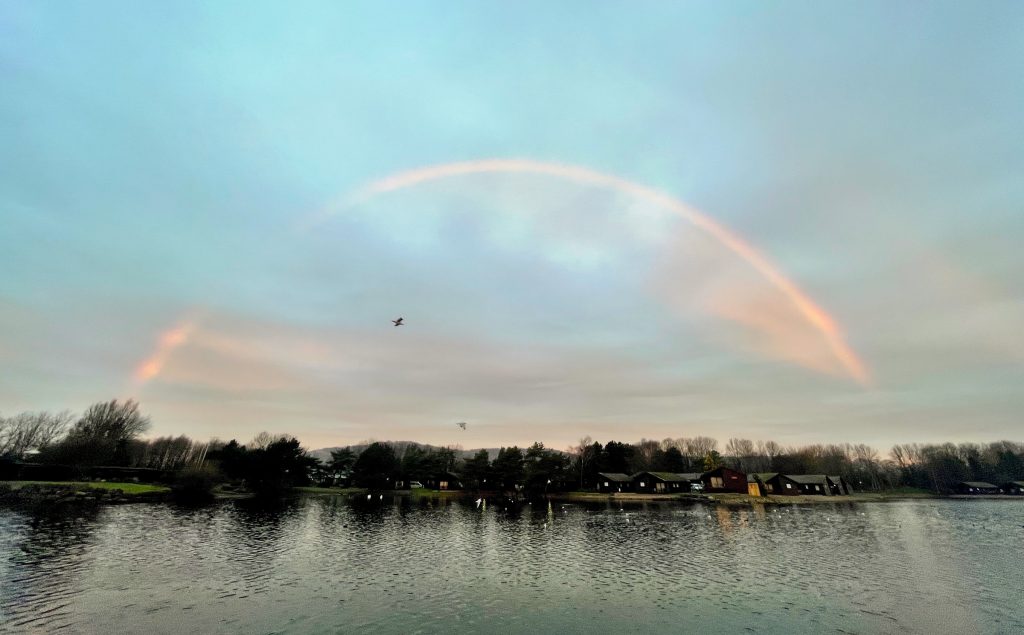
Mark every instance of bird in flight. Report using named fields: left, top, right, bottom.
left=392, top=317, right=404, bottom=326
left=456, top=422, right=467, bottom=431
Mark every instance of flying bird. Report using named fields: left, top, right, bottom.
left=456, top=422, right=466, bottom=431
left=392, top=317, right=404, bottom=326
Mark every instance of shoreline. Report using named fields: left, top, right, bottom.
left=4, top=481, right=1022, bottom=507
left=0, top=481, right=171, bottom=506
left=293, top=487, right=1024, bottom=506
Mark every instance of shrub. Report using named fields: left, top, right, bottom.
left=171, top=465, right=220, bottom=503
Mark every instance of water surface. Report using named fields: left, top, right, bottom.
left=1, top=496, right=1021, bottom=634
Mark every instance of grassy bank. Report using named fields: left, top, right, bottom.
left=547, top=489, right=956, bottom=505
left=549, top=491, right=710, bottom=503
left=294, top=486, right=467, bottom=499
left=294, top=486, right=367, bottom=495
left=5, top=481, right=170, bottom=495
left=1, top=480, right=171, bottom=505
left=407, top=487, right=465, bottom=499
left=711, top=491, right=949, bottom=506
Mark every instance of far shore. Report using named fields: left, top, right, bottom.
left=4, top=481, right=1022, bottom=507
left=293, top=486, right=1024, bottom=505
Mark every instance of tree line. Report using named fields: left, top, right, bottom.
left=0, top=400, right=318, bottom=498
left=331, top=442, right=572, bottom=495
left=566, top=436, right=1023, bottom=493
left=2, top=401, right=1021, bottom=495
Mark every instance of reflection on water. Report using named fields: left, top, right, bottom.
left=1, top=497, right=1021, bottom=634
left=1, top=506, right=103, bottom=632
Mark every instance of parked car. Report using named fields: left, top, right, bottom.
left=689, top=482, right=705, bottom=492
left=409, top=481, right=424, bottom=489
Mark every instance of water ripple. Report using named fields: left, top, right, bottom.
left=1, top=498, right=1022, bottom=634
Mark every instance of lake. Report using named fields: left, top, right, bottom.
left=1, top=496, right=1021, bottom=634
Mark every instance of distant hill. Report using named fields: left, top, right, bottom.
left=308, top=442, right=504, bottom=463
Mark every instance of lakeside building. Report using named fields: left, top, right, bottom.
left=954, top=481, right=1000, bottom=495
left=676, top=473, right=704, bottom=492
left=787, top=474, right=834, bottom=495
left=700, top=467, right=747, bottom=493
left=747, top=473, right=801, bottom=496
left=425, top=472, right=463, bottom=491
left=1000, top=481, right=1024, bottom=495
left=2, top=461, right=169, bottom=483
left=632, top=472, right=692, bottom=494
left=827, top=475, right=853, bottom=495
left=596, top=473, right=633, bottom=493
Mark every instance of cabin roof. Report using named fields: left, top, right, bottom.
left=676, top=473, right=703, bottom=481
left=1005, top=481, right=1024, bottom=487
left=598, top=472, right=632, bottom=482
left=748, top=472, right=780, bottom=482
left=959, top=481, right=998, bottom=488
left=787, top=474, right=830, bottom=485
left=634, top=471, right=689, bottom=482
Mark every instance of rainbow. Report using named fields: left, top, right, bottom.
left=309, top=158, right=868, bottom=384
left=134, top=319, right=196, bottom=383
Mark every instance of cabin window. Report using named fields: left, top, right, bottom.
left=640, top=481, right=646, bottom=487
left=440, top=481, right=449, bottom=490
left=766, top=484, right=775, bottom=493
left=604, top=482, right=609, bottom=487
left=785, top=483, right=792, bottom=489
left=710, top=477, right=724, bottom=488
left=814, top=485, right=820, bottom=491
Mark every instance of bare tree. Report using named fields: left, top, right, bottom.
left=125, top=435, right=199, bottom=469
left=684, top=437, right=717, bottom=464
left=0, top=410, right=73, bottom=458
left=250, top=431, right=287, bottom=450
left=890, top=444, right=908, bottom=468
left=760, top=440, right=781, bottom=468
left=570, top=436, right=599, bottom=489
left=725, top=438, right=756, bottom=471
left=891, top=443, right=924, bottom=468
left=746, top=440, right=781, bottom=472
left=852, top=443, right=882, bottom=490
left=634, top=439, right=662, bottom=471
left=71, top=399, right=150, bottom=442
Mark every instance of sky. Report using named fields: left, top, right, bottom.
left=1, top=1, right=1022, bottom=452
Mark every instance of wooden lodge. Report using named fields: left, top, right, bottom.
left=596, top=473, right=633, bottom=493
left=1001, top=481, right=1024, bottom=495
left=787, top=474, right=833, bottom=495
left=677, top=473, right=704, bottom=492
left=747, top=473, right=801, bottom=497
left=632, top=472, right=692, bottom=494
left=827, top=475, right=853, bottom=495
left=700, top=467, right=747, bottom=494
left=424, top=472, right=464, bottom=491
left=954, top=481, right=1000, bottom=495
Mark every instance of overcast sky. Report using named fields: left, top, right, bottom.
left=2, top=1, right=1022, bottom=452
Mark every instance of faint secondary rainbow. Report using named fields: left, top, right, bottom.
left=312, top=158, right=869, bottom=384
